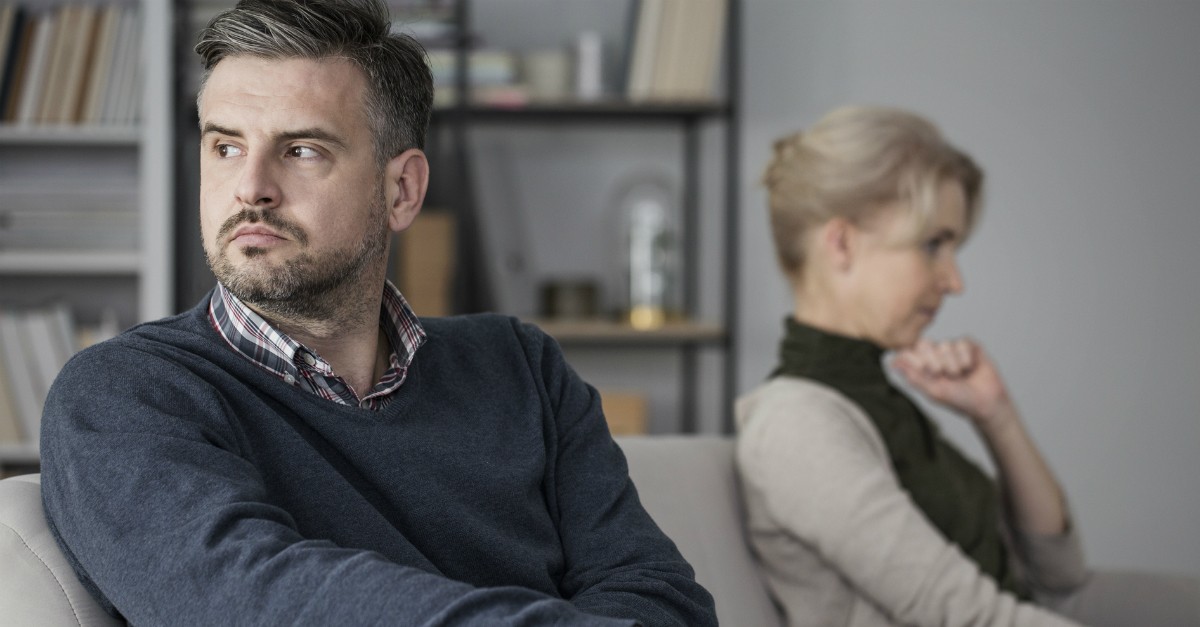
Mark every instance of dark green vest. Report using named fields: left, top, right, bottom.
left=773, top=317, right=1027, bottom=598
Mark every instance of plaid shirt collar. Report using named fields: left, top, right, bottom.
left=208, top=281, right=426, bottom=409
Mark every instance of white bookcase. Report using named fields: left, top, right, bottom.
left=0, top=1, right=173, bottom=470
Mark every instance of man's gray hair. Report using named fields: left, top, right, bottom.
left=195, top=0, right=433, bottom=166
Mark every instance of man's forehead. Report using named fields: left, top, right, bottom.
left=202, top=55, right=365, bottom=102
left=198, top=56, right=367, bottom=132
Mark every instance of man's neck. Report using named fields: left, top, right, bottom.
left=249, top=276, right=390, bottom=400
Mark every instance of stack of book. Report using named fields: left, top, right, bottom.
left=426, top=48, right=527, bottom=108
left=0, top=178, right=138, bottom=252
left=0, top=304, right=119, bottom=450
left=390, top=0, right=456, bottom=48
left=0, top=2, right=142, bottom=127
left=0, top=304, right=66, bottom=448
left=625, top=0, right=728, bottom=103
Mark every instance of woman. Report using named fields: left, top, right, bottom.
left=737, top=105, right=1199, bottom=627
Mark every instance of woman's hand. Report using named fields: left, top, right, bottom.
left=891, top=337, right=1016, bottom=434
left=893, top=337, right=1069, bottom=534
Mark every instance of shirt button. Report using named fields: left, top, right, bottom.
left=302, top=353, right=317, bottom=366
left=284, top=374, right=296, bottom=385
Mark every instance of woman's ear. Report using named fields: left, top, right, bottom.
left=384, top=148, right=430, bottom=233
left=818, top=217, right=856, bottom=273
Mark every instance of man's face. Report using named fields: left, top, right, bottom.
left=198, top=56, right=389, bottom=318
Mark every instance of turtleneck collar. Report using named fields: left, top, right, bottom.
left=772, top=316, right=889, bottom=388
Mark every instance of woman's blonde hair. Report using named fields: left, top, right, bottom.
left=762, top=105, right=983, bottom=278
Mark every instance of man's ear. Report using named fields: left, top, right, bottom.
left=819, top=217, right=856, bottom=273
left=384, top=148, right=429, bottom=233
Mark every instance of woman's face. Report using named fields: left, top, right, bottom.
left=845, top=181, right=968, bottom=349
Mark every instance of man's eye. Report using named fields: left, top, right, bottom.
left=216, top=144, right=242, bottom=158
left=287, top=146, right=320, bottom=159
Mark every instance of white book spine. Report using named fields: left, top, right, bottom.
left=100, top=7, right=132, bottom=125
left=21, top=309, right=62, bottom=414
left=0, top=310, right=41, bottom=443
left=0, top=336, right=24, bottom=444
left=15, top=13, right=53, bottom=125
left=115, top=7, right=140, bottom=125
left=82, top=5, right=120, bottom=124
left=626, top=0, right=663, bottom=101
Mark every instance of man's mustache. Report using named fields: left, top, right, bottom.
left=217, top=208, right=309, bottom=246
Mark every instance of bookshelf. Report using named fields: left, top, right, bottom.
left=0, top=1, right=174, bottom=471
left=429, top=0, right=741, bottom=433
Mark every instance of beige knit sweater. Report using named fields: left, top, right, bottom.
left=735, top=377, right=1088, bottom=627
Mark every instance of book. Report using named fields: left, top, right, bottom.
left=47, top=302, right=77, bottom=366
left=656, top=0, right=698, bottom=100
left=0, top=3, right=18, bottom=104
left=394, top=211, right=457, bottom=317
left=80, top=4, right=119, bottom=124
left=628, top=0, right=726, bottom=102
left=1, top=9, right=32, bottom=122
left=100, top=5, right=129, bottom=125
left=0, top=4, right=28, bottom=119
left=58, top=3, right=98, bottom=123
left=14, top=10, right=51, bottom=124
left=0, top=343, right=23, bottom=445
left=625, top=0, right=663, bottom=101
left=117, top=6, right=141, bottom=125
left=104, top=6, right=137, bottom=125
left=687, top=0, right=728, bottom=100
left=37, top=4, right=74, bottom=123
left=0, top=310, right=41, bottom=443
left=0, top=207, right=139, bottom=250
left=22, top=308, right=64, bottom=425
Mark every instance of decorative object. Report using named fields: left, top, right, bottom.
left=539, top=279, right=599, bottom=320
left=613, top=173, right=678, bottom=330
left=522, top=48, right=570, bottom=102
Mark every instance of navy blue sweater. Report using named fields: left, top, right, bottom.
left=40, top=295, right=716, bottom=626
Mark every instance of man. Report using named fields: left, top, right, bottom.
left=39, top=1, right=716, bottom=625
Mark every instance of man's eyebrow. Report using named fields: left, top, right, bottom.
left=200, top=122, right=241, bottom=139
left=199, top=123, right=347, bottom=149
left=275, top=128, right=348, bottom=149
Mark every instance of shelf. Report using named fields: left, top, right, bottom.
left=0, top=251, right=141, bottom=275
left=528, top=318, right=725, bottom=347
left=0, top=125, right=140, bottom=146
left=432, top=100, right=730, bottom=124
left=0, top=442, right=39, bottom=466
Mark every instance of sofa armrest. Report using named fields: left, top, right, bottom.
left=0, top=474, right=123, bottom=626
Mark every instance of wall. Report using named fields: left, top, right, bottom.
left=738, top=1, right=1200, bottom=579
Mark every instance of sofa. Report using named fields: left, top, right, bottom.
left=0, top=436, right=783, bottom=626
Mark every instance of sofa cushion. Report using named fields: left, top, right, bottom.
left=617, top=435, right=783, bottom=627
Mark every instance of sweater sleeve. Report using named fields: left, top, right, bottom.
left=1004, top=511, right=1090, bottom=595
left=516, top=321, right=717, bottom=627
left=40, top=342, right=635, bottom=627
left=736, top=382, right=1082, bottom=627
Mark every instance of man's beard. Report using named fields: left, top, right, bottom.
left=205, top=190, right=390, bottom=323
